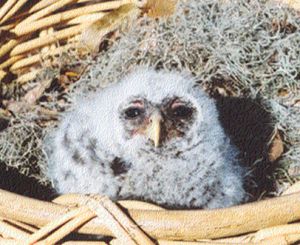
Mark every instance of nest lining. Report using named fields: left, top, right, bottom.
left=0, top=0, right=299, bottom=192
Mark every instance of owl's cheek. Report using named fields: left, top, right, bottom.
left=130, top=127, right=147, bottom=137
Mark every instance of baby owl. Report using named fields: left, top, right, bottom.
left=46, top=68, right=247, bottom=209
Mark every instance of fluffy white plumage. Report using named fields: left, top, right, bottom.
left=45, top=68, right=247, bottom=209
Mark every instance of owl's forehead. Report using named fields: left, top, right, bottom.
left=115, top=68, right=195, bottom=104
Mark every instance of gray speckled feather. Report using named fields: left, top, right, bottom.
left=45, top=67, right=247, bottom=209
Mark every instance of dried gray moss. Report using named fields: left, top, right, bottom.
left=0, top=0, right=299, bottom=189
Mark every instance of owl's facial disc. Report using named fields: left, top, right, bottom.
left=121, top=97, right=196, bottom=148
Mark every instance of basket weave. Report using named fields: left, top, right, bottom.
left=0, top=182, right=299, bottom=244
left=0, top=0, right=144, bottom=85
left=0, top=0, right=300, bottom=244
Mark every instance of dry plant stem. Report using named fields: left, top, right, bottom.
left=0, top=40, right=19, bottom=59
left=16, top=70, right=41, bottom=84
left=6, top=219, right=38, bottom=233
left=54, top=195, right=164, bottom=211
left=259, top=233, right=300, bottom=245
left=0, top=23, right=15, bottom=31
left=0, top=55, right=23, bottom=70
left=0, top=218, right=30, bottom=240
left=157, top=241, right=241, bottom=245
left=0, top=0, right=17, bottom=21
left=253, top=223, right=300, bottom=242
left=62, top=242, right=107, bottom=245
left=29, top=0, right=62, bottom=13
left=0, top=238, right=23, bottom=245
left=67, top=12, right=106, bottom=25
left=81, top=195, right=155, bottom=245
left=10, top=43, right=78, bottom=71
left=1, top=190, right=300, bottom=241
left=24, top=206, right=91, bottom=244
left=0, top=0, right=29, bottom=24
left=117, top=200, right=164, bottom=211
left=40, top=210, right=96, bottom=244
left=19, top=0, right=77, bottom=25
left=11, top=24, right=85, bottom=56
left=14, top=0, right=130, bottom=36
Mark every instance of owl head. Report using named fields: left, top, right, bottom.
left=76, top=68, right=224, bottom=159
left=93, top=67, right=223, bottom=157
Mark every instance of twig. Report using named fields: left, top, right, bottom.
left=0, top=218, right=30, bottom=240
left=10, top=43, right=78, bottom=71
left=14, top=0, right=133, bottom=36
left=0, top=23, right=16, bottom=31
left=0, top=189, right=300, bottom=240
left=54, top=195, right=164, bottom=211
left=62, top=242, right=107, bottom=245
left=253, top=223, right=300, bottom=242
left=80, top=195, right=155, bottom=245
left=0, top=0, right=17, bottom=21
left=0, top=237, right=23, bottom=244
left=5, top=219, right=37, bottom=233
left=25, top=206, right=93, bottom=244
left=18, top=0, right=77, bottom=25
left=67, top=12, right=106, bottom=25
left=0, top=0, right=29, bottom=24
left=0, top=55, right=23, bottom=70
left=42, top=209, right=95, bottom=244
left=0, top=39, right=19, bottom=59
left=29, top=0, right=62, bottom=13
left=11, top=24, right=85, bottom=56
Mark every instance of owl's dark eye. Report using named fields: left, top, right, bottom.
left=124, top=107, right=144, bottom=119
left=170, top=105, right=193, bottom=119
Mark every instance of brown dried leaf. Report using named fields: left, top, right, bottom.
left=144, top=0, right=178, bottom=18
left=268, top=130, right=284, bottom=162
left=81, top=3, right=141, bottom=52
left=277, top=88, right=289, bottom=97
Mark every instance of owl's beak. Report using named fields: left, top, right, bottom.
left=147, top=111, right=162, bottom=148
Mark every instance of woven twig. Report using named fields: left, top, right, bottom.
left=14, top=1, right=126, bottom=36
left=37, top=209, right=95, bottom=244
left=0, top=55, right=23, bottom=70
left=0, top=0, right=29, bottom=24
left=10, top=43, right=77, bottom=71
left=0, top=0, right=17, bottom=21
left=11, top=24, right=85, bottom=56
left=79, top=195, right=155, bottom=245
left=19, top=0, right=77, bottom=25
left=5, top=219, right=37, bottom=233
left=1, top=189, right=300, bottom=241
left=0, top=39, right=19, bottom=59
left=67, top=12, right=106, bottom=25
left=0, top=218, right=30, bottom=240
left=0, top=0, right=144, bottom=86
left=29, top=0, right=65, bottom=14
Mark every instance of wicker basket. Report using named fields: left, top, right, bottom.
left=0, top=182, right=299, bottom=244
left=0, top=0, right=147, bottom=85
left=0, top=0, right=300, bottom=244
